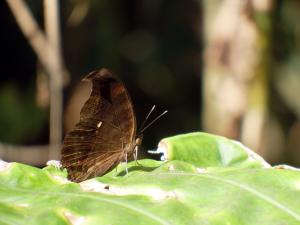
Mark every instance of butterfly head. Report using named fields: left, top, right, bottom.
left=135, top=134, right=143, bottom=148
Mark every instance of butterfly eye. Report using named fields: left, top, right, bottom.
left=135, top=137, right=142, bottom=146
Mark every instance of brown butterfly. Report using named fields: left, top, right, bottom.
left=61, top=68, right=166, bottom=182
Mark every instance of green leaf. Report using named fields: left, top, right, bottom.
left=0, top=132, right=300, bottom=225
left=157, top=132, right=270, bottom=169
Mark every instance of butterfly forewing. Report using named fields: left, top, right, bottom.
left=61, top=68, right=137, bottom=182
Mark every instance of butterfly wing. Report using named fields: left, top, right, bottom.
left=61, top=68, right=137, bottom=182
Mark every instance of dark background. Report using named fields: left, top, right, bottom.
left=0, top=0, right=201, bottom=156
left=2, top=0, right=300, bottom=167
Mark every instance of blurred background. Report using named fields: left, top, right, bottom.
left=0, top=0, right=300, bottom=167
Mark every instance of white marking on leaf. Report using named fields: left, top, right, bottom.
left=46, top=160, right=62, bottom=168
left=63, top=212, right=85, bottom=225
left=148, top=142, right=168, bottom=161
left=168, top=165, right=175, bottom=171
left=80, top=179, right=109, bottom=192
left=0, top=160, right=11, bottom=172
left=196, top=168, right=206, bottom=173
left=84, top=183, right=177, bottom=201
left=52, top=175, right=71, bottom=184
left=18, top=203, right=29, bottom=208
left=274, top=164, right=300, bottom=171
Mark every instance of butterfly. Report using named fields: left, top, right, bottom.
left=61, top=68, right=166, bottom=182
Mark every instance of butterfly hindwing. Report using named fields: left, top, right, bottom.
left=61, top=68, right=137, bottom=182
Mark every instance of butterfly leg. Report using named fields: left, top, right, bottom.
left=114, top=163, right=118, bottom=175
left=113, top=141, right=125, bottom=176
left=134, top=146, right=141, bottom=166
left=124, top=152, right=129, bottom=175
left=121, top=140, right=129, bottom=175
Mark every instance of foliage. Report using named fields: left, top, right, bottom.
left=0, top=132, right=300, bottom=224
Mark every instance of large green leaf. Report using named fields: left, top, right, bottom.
left=0, top=132, right=300, bottom=225
left=156, top=132, right=270, bottom=168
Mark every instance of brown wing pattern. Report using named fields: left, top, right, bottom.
left=61, top=68, right=136, bottom=182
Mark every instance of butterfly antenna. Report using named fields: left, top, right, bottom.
left=138, top=105, right=156, bottom=133
left=140, top=110, right=168, bottom=133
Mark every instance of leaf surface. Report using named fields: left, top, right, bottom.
left=0, top=133, right=299, bottom=225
